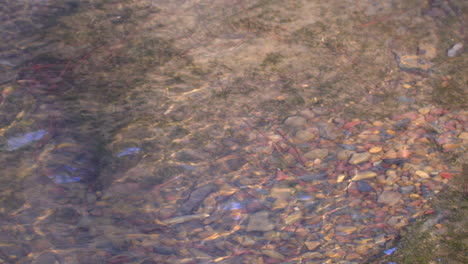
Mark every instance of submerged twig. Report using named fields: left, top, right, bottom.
left=275, top=129, right=306, bottom=167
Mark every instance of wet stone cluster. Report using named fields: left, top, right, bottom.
left=0, top=0, right=467, bottom=263
left=110, top=106, right=463, bottom=263
left=0, top=66, right=466, bottom=264
left=5, top=106, right=459, bottom=264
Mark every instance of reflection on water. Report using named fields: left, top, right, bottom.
left=5, top=130, right=46, bottom=151
left=1, top=0, right=467, bottom=263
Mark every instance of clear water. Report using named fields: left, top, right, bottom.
left=1, top=0, right=466, bottom=263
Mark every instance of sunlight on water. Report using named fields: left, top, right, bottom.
left=0, top=0, right=466, bottom=263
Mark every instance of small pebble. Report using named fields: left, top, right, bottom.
left=418, top=107, right=431, bottom=115
left=415, top=170, right=430, bottom=179
left=336, top=174, right=346, bottom=183
left=369, top=146, right=382, bottom=153
left=351, top=171, right=377, bottom=181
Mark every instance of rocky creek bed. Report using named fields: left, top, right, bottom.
left=0, top=0, right=467, bottom=263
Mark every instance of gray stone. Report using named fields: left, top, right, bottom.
left=284, top=116, right=307, bottom=127
left=377, top=191, right=401, bottom=206
left=34, top=253, right=60, bottom=264
left=317, top=123, right=339, bottom=140
left=356, top=180, right=375, bottom=193
left=399, top=185, right=415, bottom=194
left=246, top=211, right=274, bottom=232
left=349, top=152, right=371, bottom=165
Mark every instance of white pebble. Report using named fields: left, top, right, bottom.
left=447, top=42, right=463, bottom=57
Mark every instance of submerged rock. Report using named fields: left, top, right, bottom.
left=180, top=183, right=218, bottom=214
left=349, top=152, right=371, bottom=165
left=378, top=191, right=402, bottom=206
left=246, top=211, right=274, bottom=232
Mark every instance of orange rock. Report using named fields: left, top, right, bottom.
left=369, top=146, right=382, bottom=153
left=442, top=143, right=459, bottom=150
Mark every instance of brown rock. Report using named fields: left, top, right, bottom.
left=284, top=211, right=303, bottom=225
left=355, top=244, right=370, bottom=255
left=326, top=249, right=346, bottom=259
left=336, top=225, right=357, bottom=234
left=294, top=130, right=315, bottom=143
left=347, top=182, right=360, bottom=196
left=302, top=252, right=323, bottom=259
left=338, top=150, right=353, bottom=161
left=304, top=241, right=321, bottom=251
left=346, top=252, right=361, bottom=260
left=261, top=249, right=285, bottom=260
left=335, top=235, right=352, bottom=243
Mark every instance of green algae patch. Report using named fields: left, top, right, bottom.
left=376, top=163, right=468, bottom=264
